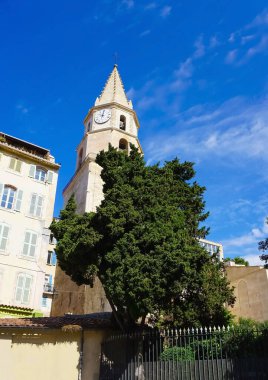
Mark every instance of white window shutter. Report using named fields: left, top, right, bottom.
left=29, top=165, right=35, bottom=178
left=16, top=160, right=22, bottom=172
left=15, top=190, right=23, bottom=212
left=47, top=171, right=53, bottom=184
left=0, top=225, right=9, bottom=250
left=9, top=157, right=16, bottom=170
left=29, top=194, right=36, bottom=215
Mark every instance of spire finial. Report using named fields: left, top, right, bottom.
left=114, top=52, right=118, bottom=67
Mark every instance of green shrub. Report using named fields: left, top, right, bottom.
left=160, top=346, right=195, bottom=361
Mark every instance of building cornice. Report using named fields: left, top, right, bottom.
left=0, top=142, right=60, bottom=170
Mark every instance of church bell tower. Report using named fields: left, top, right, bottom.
left=51, top=66, right=142, bottom=316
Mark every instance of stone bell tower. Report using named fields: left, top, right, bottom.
left=51, top=65, right=142, bottom=316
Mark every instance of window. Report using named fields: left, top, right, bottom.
left=22, top=231, right=38, bottom=258
left=119, top=115, right=126, bottom=131
left=42, top=296, right=48, bottom=307
left=1, top=185, right=16, bottom=209
left=0, top=223, right=9, bottom=251
left=0, top=184, right=23, bottom=211
left=49, top=233, right=56, bottom=245
left=119, top=138, right=128, bottom=151
left=29, top=194, right=43, bottom=217
left=15, top=273, right=32, bottom=304
left=9, top=157, right=22, bottom=173
left=47, top=251, right=57, bottom=265
left=35, top=167, right=47, bottom=182
left=29, top=165, right=53, bottom=184
left=44, top=274, right=53, bottom=292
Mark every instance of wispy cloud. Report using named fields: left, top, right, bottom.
left=145, top=95, right=268, bottom=164
left=121, top=0, right=134, bottom=9
left=246, top=8, right=268, bottom=29
left=16, top=104, right=29, bottom=114
left=226, top=8, right=268, bottom=65
left=225, top=49, right=238, bottom=64
left=160, top=5, right=172, bottom=18
left=139, top=29, right=151, bottom=37
left=193, top=35, right=205, bottom=58
left=144, top=2, right=156, bottom=10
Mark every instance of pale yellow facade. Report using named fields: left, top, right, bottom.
left=226, top=265, right=268, bottom=322
left=0, top=133, right=60, bottom=316
left=0, top=327, right=109, bottom=380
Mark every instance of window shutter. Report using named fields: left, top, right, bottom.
left=36, top=196, right=43, bottom=217
left=29, top=194, right=36, bottom=215
left=15, top=274, right=24, bottom=302
left=29, top=165, right=35, bottom=178
left=0, top=225, right=9, bottom=250
left=16, top=160, right=22, bottom=172
left=22, top=276, right=32, bottom=304
left=9, top=157, right=16, bottom=170
left=49, top=275, right=53, bottom=285
left=46, top=171, right=53, bottom=184
left=0, top=183, right=3, bottom=197
left=15, top=190, right=23, bottom=212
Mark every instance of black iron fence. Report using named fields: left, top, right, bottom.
left=99, top=326, right=268, bottom=379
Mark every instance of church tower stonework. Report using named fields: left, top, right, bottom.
left=51, top=66, right=142, bottom=316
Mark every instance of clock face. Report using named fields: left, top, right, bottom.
left=94, top=109, right=112, bottom=124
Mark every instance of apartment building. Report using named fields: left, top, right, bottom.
left=0, top=132, right=60, bottom=317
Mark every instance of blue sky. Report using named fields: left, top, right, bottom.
left=1, top=0, right=268, bottom=265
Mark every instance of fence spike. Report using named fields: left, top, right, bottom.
left=222, top=326, right=226, bottom=331
left=179, top=328, right=182, bottom=335
left=209, top=326, right=212, bottom=332
left=213, top=326, right=216, bottom=331
left=187, top=327, right=190, bottom=334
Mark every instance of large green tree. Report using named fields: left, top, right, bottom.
left=51, top=145, right=234, bottom=330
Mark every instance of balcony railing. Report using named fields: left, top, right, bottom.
left=43, top=283, right=54, bottom=293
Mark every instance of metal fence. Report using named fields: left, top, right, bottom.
left=99, top=326, right=268, bottom=379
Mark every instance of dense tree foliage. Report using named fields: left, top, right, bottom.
left=224, top=257, right=249, bottom=266
left=51, top=145, right=234, bottom=330
left=259, top=218, right=268, bottom=268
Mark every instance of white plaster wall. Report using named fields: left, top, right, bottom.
left=0, top=149, right=59, bottom=313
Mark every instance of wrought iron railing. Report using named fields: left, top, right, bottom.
left=100, top=326, right=268, bottom=379
left=43, top=283, right=54, bottom=293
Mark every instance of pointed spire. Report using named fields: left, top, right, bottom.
left=95, top=65, right=133, bottom=109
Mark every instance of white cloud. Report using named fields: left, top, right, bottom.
left=145, top=95, right=268, bottom=164
left=140, top=29, right=151, bottom=37
left=16, top=104, right=29, bottom=114
left=122, top=0, right=134, bottom=8
left=193, top=35, right=205, bottom=58
left=209, top=35, right=220, bottom=48
left=126, top=87, right=135, bottom=99
left=174, top=58, right=193, bottom=79
left=225, top=49, right=238, bottom=64
left=246, top=8, right=268, bottom=29
left=246, top=35, right=268, bottom=58
left=145, top=2, right=156, bottom=10
left=160, top=5, right=172, bottom=18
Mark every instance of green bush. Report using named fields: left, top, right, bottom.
left=160, top=346, right=195, bottom=361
